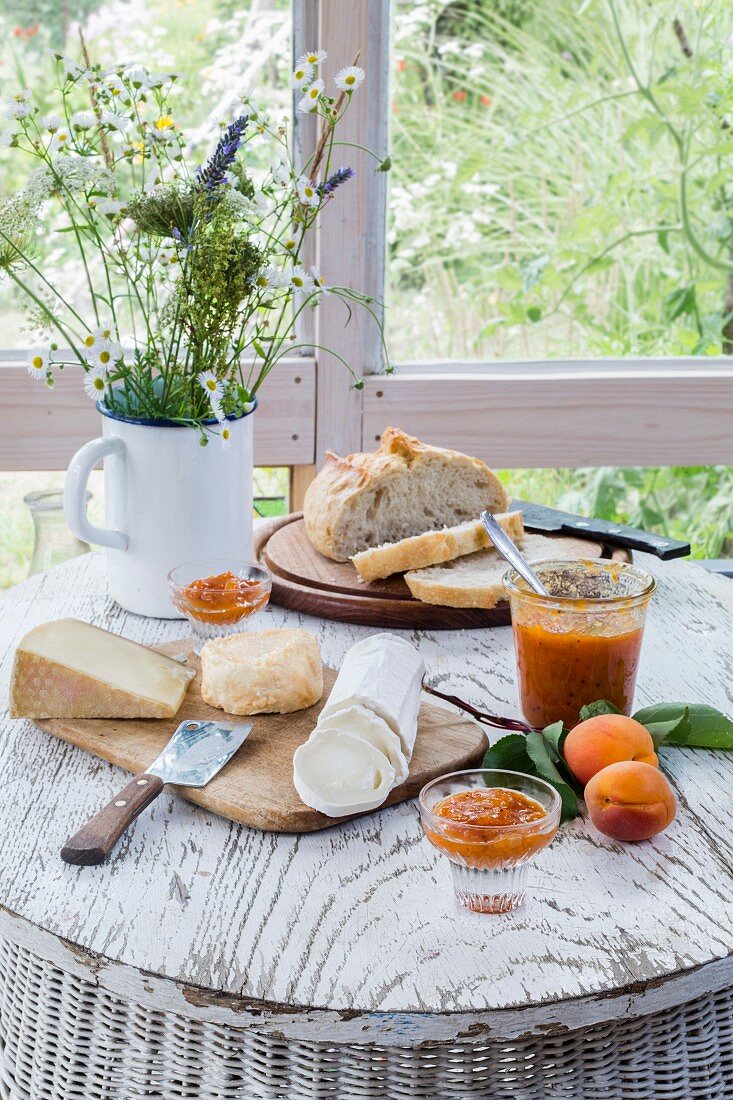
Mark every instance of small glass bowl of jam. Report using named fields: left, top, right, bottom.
left=504, top=559, right=656, bottom=729
left=168, top=559, right=272, bottom=651
left=419, top=769, right=561, bottom=914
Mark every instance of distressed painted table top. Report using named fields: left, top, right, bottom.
left=0, top=552, right=732, bottom=1019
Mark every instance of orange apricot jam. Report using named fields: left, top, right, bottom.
left=424, top=787, right=556, bottom=869
left=174, top=571, right=269, bottom=625
left=514, top=620, right=644, bottom=729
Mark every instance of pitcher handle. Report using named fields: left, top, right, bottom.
left=64, top=437, right=128, bottom=550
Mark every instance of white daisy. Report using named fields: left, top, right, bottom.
left=243, top=401, right=255, bottom=414
left=96, top=198, right=126, bottom=218
left=198, top=370, right=226, bottom=419
left=297, top=79, right=325, bottom=113
left=61, top=58, right=84, bottom=81
left=41, top=113, right=63, bottom=133
left=334, top=66, right=365, bottom=93
left=254, top=265, right=287, bottom=290
left=93, top=341, right=123, bottom=369
left=296, top=175, right=320, bottom=207
left=0, top=132, right=15, bottom=148
left=289, top=266, right=315, bottom=295
left=81, top=331, right=101, bottom=352
left=296, top=50, right=327, bottom=68
left=71, top=110, right=95, bottom=130
left=94, top=324, right=115, bottom=343
left=219, top=422, right=232, bottom=449
left=125, top=66, right=151, bottom=91
left=101, top=112, right=130, bottom=133
left=4, top=92, right=32, bottom=121
left=26, top=350, right=48, bottom=380
left=84, top=368, right=108, bottom=400
left=270, top=159, right=291, bottom=186
left=291, top=62, right=314, bottom=90
left=49, top=129, right=72, bottom=153
left=311, top=265, right=330, bottom=295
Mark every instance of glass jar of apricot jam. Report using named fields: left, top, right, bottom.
left=420, top=769, right=561, bottom=913
left=504, top=559, right=656, bottom=730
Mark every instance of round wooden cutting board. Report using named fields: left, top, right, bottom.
left=254, top=512, right=630, bottom=630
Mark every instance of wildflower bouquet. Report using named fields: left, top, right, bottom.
left=0, top=46, right=386, bottom=438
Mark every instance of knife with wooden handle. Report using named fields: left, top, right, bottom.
left=61, top=718, right=252, bottom=866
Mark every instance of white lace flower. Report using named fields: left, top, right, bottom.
left=297, top=79, right=325, bottom=113
left=289, top=266, right=315, bottom=295
left=334, top=66, right=365, bottom=92
left=84, top=368, right=108, bottom=400
left=71, top=110, right=95, bottom=130
left=296, top=50, right=327, bottom=68
left=41, top=113, right=63, bottom=133
left=26, top=350, right=48, bottom=380
left=296, top=176, right=320, bottom=207
left=291, top=62, right=314, bottom=89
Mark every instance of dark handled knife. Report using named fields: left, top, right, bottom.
left=510, top=499, right=690, bottom=561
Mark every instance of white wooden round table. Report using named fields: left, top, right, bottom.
left=1, top=553, right=732, bottom=1100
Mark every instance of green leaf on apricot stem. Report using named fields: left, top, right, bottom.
left=525, top=731, right=579, bottom=823
left=483, top=734, right=534, bottom=773
left=541, top=720, right=568, bottom=758
left=579, top=699, right=621, bottom=721
left=633, top=703, right=733, bottom=750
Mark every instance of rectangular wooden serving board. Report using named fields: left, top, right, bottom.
left=36, top=640, right=487, bottom=833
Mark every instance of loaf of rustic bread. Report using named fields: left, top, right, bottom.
left=351, top=510, right=524, bottom=582
left=404, top=533, right=584, bottom=608
left=303, top=427, right=509, bottom=562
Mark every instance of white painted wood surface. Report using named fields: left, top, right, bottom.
left=0, top=552, right=732, bottom=1022
left=0, top=357, right=316, bottom=470
left=363, top=367, right=733, bottom=466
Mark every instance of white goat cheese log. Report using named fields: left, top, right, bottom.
left=293, top=633, right=425, bottom=817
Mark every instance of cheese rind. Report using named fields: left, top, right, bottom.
left=314, top=704, right=409, bottom=784
left=293, top=731, right=396, bottom=817
left=10, top=618, right=195, bottom=719
left=318, top=633, right=425, bottom=758
left=201, top=629, right=323, bottom=715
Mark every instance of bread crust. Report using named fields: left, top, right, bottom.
left=352, top=510, right=524, bottom=582
left=303, top=427, right=509, bottom=561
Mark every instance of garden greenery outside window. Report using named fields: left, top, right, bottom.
left=385, top=0, right=732, bottom=558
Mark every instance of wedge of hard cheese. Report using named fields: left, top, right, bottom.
left=351, top=510, right=524, bottom=582
left=10, top=618, right=196, bottom=719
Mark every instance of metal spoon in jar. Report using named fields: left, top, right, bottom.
left=480, top=510, right=549, bottom=597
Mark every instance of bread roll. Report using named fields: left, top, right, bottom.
left=303, top=427, right=509, bottom=561
left=201, top=628, right=323, bottom=715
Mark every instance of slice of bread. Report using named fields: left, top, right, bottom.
left=303, top=427, right=509, bottom=562
left=405, top=533, right=585, bottom=608
left=351, top=510, right=524, bottom=582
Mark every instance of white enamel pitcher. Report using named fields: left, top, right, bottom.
left=64, top=403, right=255, bottom=618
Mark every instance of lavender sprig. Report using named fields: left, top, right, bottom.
left=197, top=116, right=249, bottom=199
left=318, top=166, right=354, bottom=197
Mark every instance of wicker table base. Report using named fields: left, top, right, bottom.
left=1, top=931, right=732, bottom=1100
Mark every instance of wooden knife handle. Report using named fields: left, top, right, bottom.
left=61, top=774, right=164, bottom=866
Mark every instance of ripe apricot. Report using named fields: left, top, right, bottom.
left=564, top=713, right=658, bottom=787
left=585, top=760, right=676, bottom=842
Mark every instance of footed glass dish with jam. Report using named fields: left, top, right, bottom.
left=419, top=769, right=561, bottom=914
left=168, top=560, right=271, bottom=652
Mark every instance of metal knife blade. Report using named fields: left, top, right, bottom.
left=510, top=499, right=690, bottom=561
left=148, top=718, right=253, bottom=788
